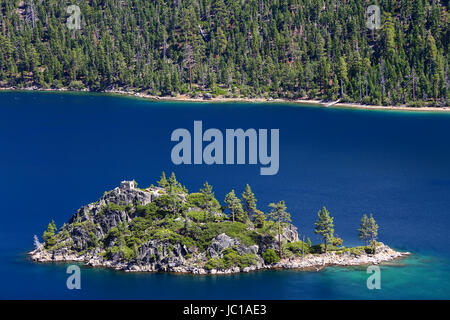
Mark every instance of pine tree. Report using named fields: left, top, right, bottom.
left=337, top=57, right=348, bottom=99
left=367, top=214, right=379, bottom=253
left=200, top=181, right=215, bottom=221
left=267, top=200, right=291, bottom=258
left=358, top=214, right=370, bottom=246
left=306, top=237, right=312, bottom=248
left=224, top=190, right=244, bottom=222
left=0, top=0, right=444, bottom=107
left=157, top=171, right=169, bottom=189
left=167, top=173, right=182, bottom=215
left=42, top=220, right=57, bottom=248
left=314, top=207, right=334, bottom=253
left=241, top=184, right=257, bottom=219
left=252, top=209, right=266, bottom=228
left=168, top=172, right=180, bottom=189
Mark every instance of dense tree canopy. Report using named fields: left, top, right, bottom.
left=0, top=0, right=447, bottom=106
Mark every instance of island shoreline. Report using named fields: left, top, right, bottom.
left=28, top=180, right=412, bottom=276
left=29, top=244, right=411, bottom=275
left=1, top=87, right=449, bottom=113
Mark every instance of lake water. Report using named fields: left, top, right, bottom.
left=0, top=91, right=449, bottom=299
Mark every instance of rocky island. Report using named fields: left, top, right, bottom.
left=30, top=174, right=409, bottom=274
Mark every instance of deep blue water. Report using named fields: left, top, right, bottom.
left=0, top=91, right=449, bottom=299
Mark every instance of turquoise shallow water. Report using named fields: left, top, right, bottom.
left=0, top=91, right=449, bottom=299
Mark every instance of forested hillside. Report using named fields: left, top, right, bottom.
left=0, top=0, right=448, bottom=106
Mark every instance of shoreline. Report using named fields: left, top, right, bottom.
left=1, top=86, right=449, bottom=112
left=27, top=181, right=411, bottom=276
left=29, top=243, right=410, bottom=275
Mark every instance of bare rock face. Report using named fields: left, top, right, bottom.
left=281, top=224, right=299, bottom=242
left=66, top=181, right=166, bottom=240
left=137, top=240, right=188, bottom=268
left=236, top=244, right=259, bottom=255
left=208, top=233, right=239, bottom=258
left=102, top=181, right=161, bottom=207
left=95, top=209, right=131, bottom=238
left=71, top=224, right=95, bottom=250
left=258, top=223, right=299, bottom=253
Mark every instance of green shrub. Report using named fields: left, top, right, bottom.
left=125, top=234, right=142, bottom=249
left=238, top=253, right=257, bottom=268
left=58, top=229, right=70, bottom=241
left=164, top=218, right=184, bottom=232
left=179, top=235, right=196, bottom=248
left=103, top=223, right=129, bottom=247
left=135, top=202, right=160, bottom=219
left=186, top=210, right=207, bottom=222
left=186, top=192, right=221, bottom=213
left=106, top=245, right=134, bottom=261
left=154, top=195, right=179, bottom=215
left=310, top=243, right=341, bottom=254
left=346, top=246, right=365, bottom=256
left=283, top=241, right=309, bottom=256
left=68, top=80, right=84, bottom=90
left=190, top=221, right=259, bottom=250
left=152, top=228, right=179, bottom=242
left=105, top=226, right=120, bottom=240
left=260, top=221, right=277, bottom=237
left=309, top=244, right=323, bottom=254
left=205, top=249, right=257, bottom=270
left=186, top=193, right=207, bottom=208
left=88, top=231, right=99, bottom=248
left=205, top=257, right=225, bottom=270
left=211, top=86, right=228, bottom=96
left=262, top=249, right=280, bottom=264
left=130, top=217, right=153, bottom=238
left=221, top=248, right=241, bottom=268
left=331, top=237, right=344, bottom=247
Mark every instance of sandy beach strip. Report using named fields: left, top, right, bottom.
left=1, top=86, right=448, bottom=112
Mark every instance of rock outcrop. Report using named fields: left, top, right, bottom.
left=29, top=180, right=410, bottom=275
left=208, top=233, right=239, bottom=258
left=274, top=243, right=409, bottom=270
